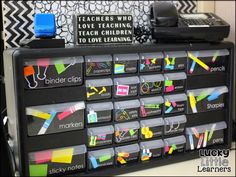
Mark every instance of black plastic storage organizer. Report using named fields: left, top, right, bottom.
left=3, top=42, right=234, bottom=176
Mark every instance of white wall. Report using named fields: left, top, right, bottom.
left=215, top=1, right=235, bottom=44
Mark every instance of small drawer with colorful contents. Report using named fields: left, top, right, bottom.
left=115, top=121, right=140, bottom=144
left=186, top=121, right=227, bottom=151
left=26, top=102, right=85, bottom=136
left=113, top=76, right=140, bottom=98
left=164, top=94, right=187, bottom=114
left=86, top=102, right=113, bottom=124
left=164, top=72, right=186, bottom=93
left=114, top=100, right=140, bottom=122
left=140, top=74, right=164, bottom=95
left=87, top=125, right=114, bottom=147
left=164, top=51, right=187, bottom=72
left=140, top=139, right=164, bottom=161
left=28, top=145, right=86, bottom=177
left=140, top=118, right=164, bottom=140
left=113, top=54, right=139, bottom=74
left=187, top=86, right=228, bottom=114
left=164, top=135, right=186, bottom=156
left=164, top=115, right=187, bottom=135
left=139, top=52, right=163, bottom=73
left=115, top=144, right=140, bottom=165
left=24, top=57, right=84, bottom=89
left=140, top=96, right=164, bottom=118
left=187, top=49, right=229, bottom=75
left=85, top=55, right=112, bottom=76
left=86, top=78, right=113, bottom=101
left=88, top=148, right=114, bottom=170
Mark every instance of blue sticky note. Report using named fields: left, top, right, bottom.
left=90, top=156, right=99, bottom=169
left=165, top=106, right=173, bottom=114
left=140, top=64, right=145, bottom=70
left=34, top=13, right=56, bottom=38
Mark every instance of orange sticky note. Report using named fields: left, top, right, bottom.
left=24, top=66, right=35, bottom=76
left=51, top=148, right=74, bottom=164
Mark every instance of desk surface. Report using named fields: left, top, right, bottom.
left=121, top=144, right=235, bottom=176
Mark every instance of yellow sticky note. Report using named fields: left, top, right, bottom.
left=165, top=101, right=171, bottom=107
left=51, top=148, right=74, bottom=164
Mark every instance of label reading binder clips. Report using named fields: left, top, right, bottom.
left=24, top=57, right=83, bottom=89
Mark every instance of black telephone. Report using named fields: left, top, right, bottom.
left=150, top=2, right=230, bottom=42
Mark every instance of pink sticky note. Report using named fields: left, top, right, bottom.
left=34, top=150, right=52, bottom=164
left=165, top=85, right=175, bottom=92
left=37, top=58, right=50, bottom=67
left=116, top=85, right=129, bottom=96
left=146, top=59, right=150, bottom=65
left=171, top=101, right=177, bottom=107
left=165, top=146, right=170, bottom=153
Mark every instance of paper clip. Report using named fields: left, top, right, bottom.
left=203, top=130, right=209, bottom=147
left=197, top=134, right=204, bottom=149
left=38, top=111, right=57, bottom=135
left=24, top=66, right=38, bottom=89
left=57, top=102, right=84, bottom=120
left=37, top=58, right=49, bottom=80
left=208, top=124, right=216, bottom=141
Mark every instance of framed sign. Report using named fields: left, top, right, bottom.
left=74, top=14, right=133, bottom=45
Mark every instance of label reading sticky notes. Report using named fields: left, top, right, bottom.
left=51, top=148, right=74, bottom=164
left=116, top=85, right=129, bottom=96
left=54, top=60, right=66, bottom=74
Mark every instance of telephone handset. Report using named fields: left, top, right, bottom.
left=150, top=2, right=230, bottom=42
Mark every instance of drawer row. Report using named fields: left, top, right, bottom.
left=28, top=120, right=227, bottom=176
left=26, top=85, right=228, bottom=136
left=23, top=49, right=229, bottom=89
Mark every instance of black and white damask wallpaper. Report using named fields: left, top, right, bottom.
left=2, top=1, right=197, bottom=48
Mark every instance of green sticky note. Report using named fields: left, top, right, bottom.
left=171, top=57, right=176, bottom=65
left=99, top=155, right=111, bottom=162
left=129, top=129, right=135, bottom=136
left=165, top=80, right=173, bottom=87
left=29, top=164, right=48, bottom=177
left=172, top=144, right=177, bottom=150
left=54, top=60, right=65, bottom=74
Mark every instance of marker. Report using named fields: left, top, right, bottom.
left=212, top=51, right=219, bottom=63
left=26, top=108, right=51, bottom=120
left=203, top=130, right=209, bottom=147
left=208, top=124, right=216, bottom=141
left=189, top=92, right=197, bottom=113
left=189, top=61, right=196, bottom=74
left=196, top=90, right=209, bottom=102
left=197, top=134, right=204, bottom=149
left=38, top=112, right=57, bottom=135
left=188, top=52, right=210, bottom=71
left=58, top=103, right=84, bottom=120
left=207, top=87, right=227, bottom=101
left=189, top=134, right=195, bottom=150
left=191, top=127, right=200, bottom=139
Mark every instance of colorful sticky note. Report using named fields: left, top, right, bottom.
left=171, top=101, right=177, bottom=107
left=140, top=63, right=145, bottom=70
left=165, top=106, right=173, bottom=113
left=24, top=66, right=35, bottom=77
left=51, top=148, right=74, bottom=164
left=37, top=58, right=50, bottom=67
left=116, top=85, right=129, bottom=96
left=165, top=101, right=171, bottom=107
left=29, top=164, right=48, bottom=177
left=115, top=64, right=125, bottom=74
left=129, top=129, right=135, bottom=136
left=54, top=60, right=66, bottom=74
left=165, top=85, right=175, bottom=92
left=90, top=156, right=99, bottom=169
left=99, top=155, right=111, bottom=162
left=165, top=80, right=173, bottom=87
left=34, top=150, right=52, bottom=164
